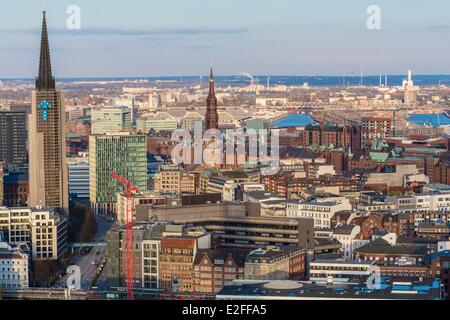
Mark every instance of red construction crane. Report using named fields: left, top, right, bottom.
left=111, top=172, right=139, bottom=300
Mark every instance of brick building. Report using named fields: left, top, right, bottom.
left=159, top=233, right=211, bottom=293
left=2, top=172, right=28, bottom=207
left=193, top=249, right=249, bottom=293
left=361, top=117, right=392, bottom=150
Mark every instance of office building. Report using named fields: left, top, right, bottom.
left=136, top=117, right=178, bottom=133
left=309, top=259, right=373, bottom=284
left=91, top=106, right=132, bottom=135
left=0, top=111, right=27, bottom=166
left=29, top=12, right=69, bottom=215
left=67, top=160, right=90, bottom=200
left=0, top=206, right=67, bottom=260
left=136, top=203, right=315, bottom=250
left=361, top=117, right=392, bottom=150
left=2, top=172, right=28, bottom=207
left=0, top=167, right=3, bottom=206
left=89, top=133, right=148, bottom=215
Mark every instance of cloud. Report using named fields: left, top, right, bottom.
left=4, top=27, right=248, bottom=37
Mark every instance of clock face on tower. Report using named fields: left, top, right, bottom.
left=38, top=100, right=52, bottom=121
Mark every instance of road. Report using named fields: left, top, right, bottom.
left=53, top=214, right=115, bottom=290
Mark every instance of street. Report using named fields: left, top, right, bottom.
left=53, top=214, right=115, bottom=290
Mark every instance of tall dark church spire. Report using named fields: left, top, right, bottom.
left=36, top=11, right=55, bottom=91
left=205, top=63, right=218, bottom=130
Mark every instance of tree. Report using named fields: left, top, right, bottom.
left=68, top=201, right=97, bottom=243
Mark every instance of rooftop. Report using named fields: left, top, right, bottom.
left=217, top=278, right=442, bottom=300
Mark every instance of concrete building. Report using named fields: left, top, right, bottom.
left=30, top=207, right=68, bottom=260
left=244, top=246, right=306, bottom=281
left=29, top=13, right=68, bottom=215
left=260, top=199, right=287, bottom=217
left=89, top=133, right=148, bottom=215
left=0, top=206, right=67, bottom=260
left=365, top=165, right=429, bottom=189
left=136, top=203, right=315, bottom=250
left=91, top=106, right=132, bottom=135
left=116, top=191, right=168, bottom=224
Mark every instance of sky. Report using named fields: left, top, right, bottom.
left=0, top=0, right=449, bottom=78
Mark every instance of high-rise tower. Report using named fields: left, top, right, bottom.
left=29, top=12, right=68, bottom=215
left=205, top=65, right=219, bottom=130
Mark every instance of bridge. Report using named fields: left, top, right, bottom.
left=1, top=288, right=89, bottom=300
left=1, top=287, right=215, bottom=301
left=67, top=242, right=106, bottom=249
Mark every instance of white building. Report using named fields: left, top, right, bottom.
left=286, top=198, right=352, bottom=229
left=0, top=242, right=29, bottom=288
left=389, top=191, right=450, bottom=212
left=113, top=97, right=135, bottom=123
left=331, top=225, right=361, bottom=259
left=309, top=259, right=374, bottom=284
left=142, top=239, right=160, bottom=289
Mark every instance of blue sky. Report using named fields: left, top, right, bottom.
left=0, top=0, right=449, bottom=77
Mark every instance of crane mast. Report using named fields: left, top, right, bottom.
left=111, top=172, right=139, bottom=300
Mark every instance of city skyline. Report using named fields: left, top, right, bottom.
left=1, top=0, right=450, bottom=78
